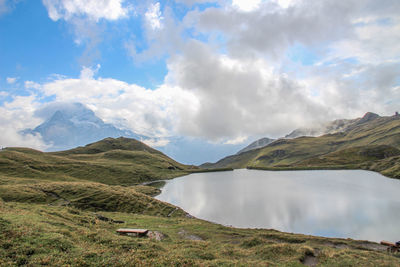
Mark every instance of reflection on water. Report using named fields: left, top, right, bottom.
left=156, top=169, right=400, bottom=242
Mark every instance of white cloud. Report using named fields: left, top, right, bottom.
left=80, top=64, right=100, bottom=79
left=25, top=81, right=42, bottom=90
left=0, top=96, right=48, bottom=150
left=224, top=135, right=248, bottom=145
left=6, top=77, right=17, bottom=84
left=0, top=91, right=8, bottom=97
left=142, top=138, right=170, bottom=148
left=42, top=0, right=128, bottom=22
left=192, top=1, right=356, bottom=60
left=165, top=41, right=332, bottom=140
left=37, top=66, right=198, bottom=138
left=174, top=0, right=217, bottom=6
left=232, top=0, right=261, bottom=12
left=145, top=2, right=163, bottom=30
left=127, top=6, right=185, bottom=63
left=328, top=16, right=400, bottom=64
left=273, top=0, right=298, bottom=9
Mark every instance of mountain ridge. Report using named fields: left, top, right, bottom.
left=202, top=112, right=400, bottom=178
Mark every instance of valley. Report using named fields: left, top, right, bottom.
left=1, top=114, right=400, bottom=266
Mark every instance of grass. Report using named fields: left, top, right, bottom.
left=190, top=167, right=234, bottom=173
left=1, top=201, right=399, bottom=266
left=0, top=182, right=185, bottom=217
left=0, top=137, right=196, bottom=186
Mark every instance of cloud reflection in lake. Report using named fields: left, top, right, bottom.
left=156, top=169, right=400, bottom=242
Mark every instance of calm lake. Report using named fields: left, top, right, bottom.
left=156, top=169, right=400, bottom=242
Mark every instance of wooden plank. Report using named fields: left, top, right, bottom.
left=116, top=228, right=148, bottom=234
left=380, top=241, right=397, bottom=247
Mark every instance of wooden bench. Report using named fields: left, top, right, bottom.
left=116, top=228, right=149, bottom=237
left=380, top=241, right=400, bottom=253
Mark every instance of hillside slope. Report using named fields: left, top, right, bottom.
left=0, top=137, right=195, bottom=186
left=0, top=136, right=195, bottom=217
left=204, top=113, right=400, bottom=178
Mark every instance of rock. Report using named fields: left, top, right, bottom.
left=178, top=229, right=203, bottom=241
left=147, top=231, right=165, bottom=241
left=95, top=213, right=111, bottom=222
left=357, top=112, right=380, bottom=125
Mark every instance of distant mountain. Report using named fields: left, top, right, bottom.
left=202, top=112, right=400, bottom=178
left=285, top=112, right=380, bottom=139
left=235, top=114, right=374, bottom=155
left=23, top=103, right=141, bottom=151
left=237, top=137, right=275, bottom=154
left=237, top=112, right=379, bottom=154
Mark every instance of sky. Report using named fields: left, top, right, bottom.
left=0, top=0, right=399, bottom=155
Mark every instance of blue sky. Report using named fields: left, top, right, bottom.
left=0, top=0, right=399, bottom=162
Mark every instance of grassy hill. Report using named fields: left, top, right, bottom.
left=0, top=137, right=195, bottom=186
left=1, top=135, right=400, bottom=265
left=0, top=137, right=192, bottom=217
left=204, top=114, right=400, bottom=178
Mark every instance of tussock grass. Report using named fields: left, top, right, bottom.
left=0, top=182, right=184, bottom=216
left=1, top=202, right=399, bottom=266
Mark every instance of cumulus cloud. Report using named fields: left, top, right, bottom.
left=189, top=0, right=357, bottom=60
left=165, top=41, right=331, bottom=140
left=232, top=0, right=262, bottom=12
left=145, top=2, right=163, bottom=30
left=174, top=0, right=217, bottom=6
left=36, top=66, right=198, bottom=138
left=6, top=77, right=17, bottom=84
left=142, top=138, right=170, bottom=148
left=42, top=0, right=128, bottom=22
left=126, top=6, right=185, bottom=63
left=168, top=0, right=400, bottom=140
left=0, top=96, right=48, bottom=150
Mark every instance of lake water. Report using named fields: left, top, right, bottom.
left=156, top=169, right=400, bottom=242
